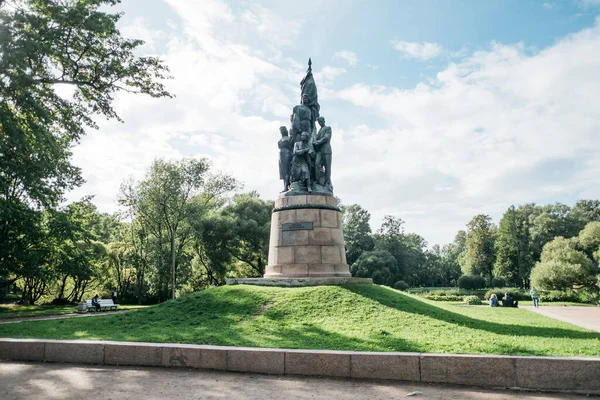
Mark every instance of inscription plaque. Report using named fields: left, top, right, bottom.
left=282, top=222, right=314, bottom=231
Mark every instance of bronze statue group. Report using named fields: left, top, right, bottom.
left=278, top=59, right=333, bottom=195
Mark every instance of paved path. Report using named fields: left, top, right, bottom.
left=0, top=362, right=590, bottom=400
left=0, top=310, right=130, bottom=324
left=524, top=306, right=600, bottom=333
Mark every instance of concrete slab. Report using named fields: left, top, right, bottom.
left=227, top=348, right=284, bottom=375
left=516, top=356, right=600, bottom=392
left=351, top=352, right=420, bottom=381
left=45, top=341, right=104, bottom=364
left=285, top=350, right=350, bottom=377
left=105, top=343, right=162, bottom=366
left=0, top=339, right=44, bottom=361
left=421, top=354, right=516, bottom=388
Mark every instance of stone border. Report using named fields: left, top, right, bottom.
left=1, top=339, right=599, bottom=394
left=226, top=277, right=373, bottom=286
left=272, top=204, right=341, bottom=213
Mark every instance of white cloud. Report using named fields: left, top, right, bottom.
left=391, top=40, right=444, bottom=60
left=334, top=50, right=358, bottom=66
left=334, top=19, right=600, bottom=244
left=66, top=1, right=600, bottom=247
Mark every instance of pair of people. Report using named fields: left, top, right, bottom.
left=489, top=293, right=519, bottom=307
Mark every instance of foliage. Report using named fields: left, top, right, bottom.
left=1, top=285, right=598, bottom=357
left=494, top=206, right=534, bottom=287
left=457, top=275, right=486, bottom=290
left=350, top=251, right=398, bottom=286
left=0, top=0, right=171, bottom=290
left=341, top=204, right=374, bottom=266
left=491, top=277, right=506, bottom=288
left=422, top=294, right=464, bottom=302
left=462, top=214, right=497, bottom=281
left=530, top=237, right=596, bottom=291
left=463, top=295, right=482, bottom=305
left=538, top=290, right=580, bottom=303
left=393, top=280, right=409, bottom=291
left=484, top=288, right=530, bottom=301
left=221, top=192, right=272, bottom=277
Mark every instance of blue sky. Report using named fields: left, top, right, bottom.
left=68, top=0, right=600, bottom=246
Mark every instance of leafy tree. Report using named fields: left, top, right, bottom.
left=350, top=250, right=398, bottom=286
left=341, top=204, right=374, bottom=266
left=494, top=206, right=534, bottom=287
left=222, top=192, right=272, bottom=277
left=528, top=203, right=581, bottom=261
left=462, top=214, right=496, bottom=282
left=530, top=237, right=596, bottom=291
left=119, top=158, right=238, bottom=300
left=0, top=0, right=170, bottom=287
left=578, top=222, right=600, bottom=262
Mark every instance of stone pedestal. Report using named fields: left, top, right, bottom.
left=265, top=193, right=351, bottom=278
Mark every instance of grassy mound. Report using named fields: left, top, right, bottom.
left=0, top=285, right=598, bottom=356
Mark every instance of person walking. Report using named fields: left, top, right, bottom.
left=530, top=286, right=539, bottom=308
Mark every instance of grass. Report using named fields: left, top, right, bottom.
left=0, top=285, right=598, bottom=357
left=0, top=304, right=148, bottom=319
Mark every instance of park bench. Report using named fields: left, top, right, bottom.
left=85, top=299, right=118, bottom=312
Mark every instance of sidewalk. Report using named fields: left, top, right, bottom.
left=0, top=362, right=589, bottom=400
left=524, top=306, right=600, bottom=333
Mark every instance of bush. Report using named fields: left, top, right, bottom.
left=393, top=281, right=410, bottom=291
left=484, top=288, right=529, bottom=301
left=422, top=294, right=464, bottom=302
left=458, top=275, right=486, bottom=290
left=539, top=290, right=580, bottom=303
left=491, top=277, right=506, bottom=288
left=463, top=295, right=482, bottom=305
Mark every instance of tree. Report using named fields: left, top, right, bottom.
left=494, top=206, right=534, bottom=287
left=119, top=158, right=238, bottom=300
left=530, top=237, right=596, bottom=291
left=578, top=222, right=600, bottom=263
left=528, top=203, right=581, bottom=261
left=350, top=250, right=398, bottom=286
left=0, top=0, right=171, bottom=287
left=341, top=204, right=374, bottom=266
left=462, top=214, right=496, bottom=282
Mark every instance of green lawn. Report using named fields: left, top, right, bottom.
left=0, top=304, right=148, bottom=319
left=0, top=285, right=598, bottom=357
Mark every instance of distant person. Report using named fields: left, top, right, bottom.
left=489, top=293, right=498, bottom=307
left=530, top=286, right=539, bottom=308
left=91, top=294, right=101, bottom=311
left=112, top=290, right=118, bottom=304
left=502, top=293, right=519, bottom=308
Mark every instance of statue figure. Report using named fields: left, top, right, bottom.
left=300, top=58, right=320, bottom=129
left=291, top=94, right=313, bottom=143
left=290, top=132, right=312, bottom=193
left=278, top=126, right=292, bottom=192
left=313, top=116, right=332, bottom=189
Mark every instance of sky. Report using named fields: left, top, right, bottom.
left=66, top=0, right=600, bottom=246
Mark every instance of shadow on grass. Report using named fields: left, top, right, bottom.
left=344, top=285, right=600, bottom=341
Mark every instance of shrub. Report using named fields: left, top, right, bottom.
left=458, top=275, right=486, bottom=290
left=463, top=295, right=482, bottom=305
left=539, top=290, right=580, bottom=303
left=484, top=288, right=529, bottom=301
left=491, top=277, right=506, bottom=288
left=422, top=294, right=464, bottom=302
left=393, top=281, right=410, bottom=291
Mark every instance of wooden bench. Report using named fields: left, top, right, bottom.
left=86, top=299, right=118, bottom=312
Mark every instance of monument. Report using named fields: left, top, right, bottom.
left=227, top=59, right=372, bottom=286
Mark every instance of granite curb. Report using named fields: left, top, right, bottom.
left=0, top=339, right=598, bottom=394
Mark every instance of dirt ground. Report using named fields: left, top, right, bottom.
left=0, top=362, right=594, bottom=400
